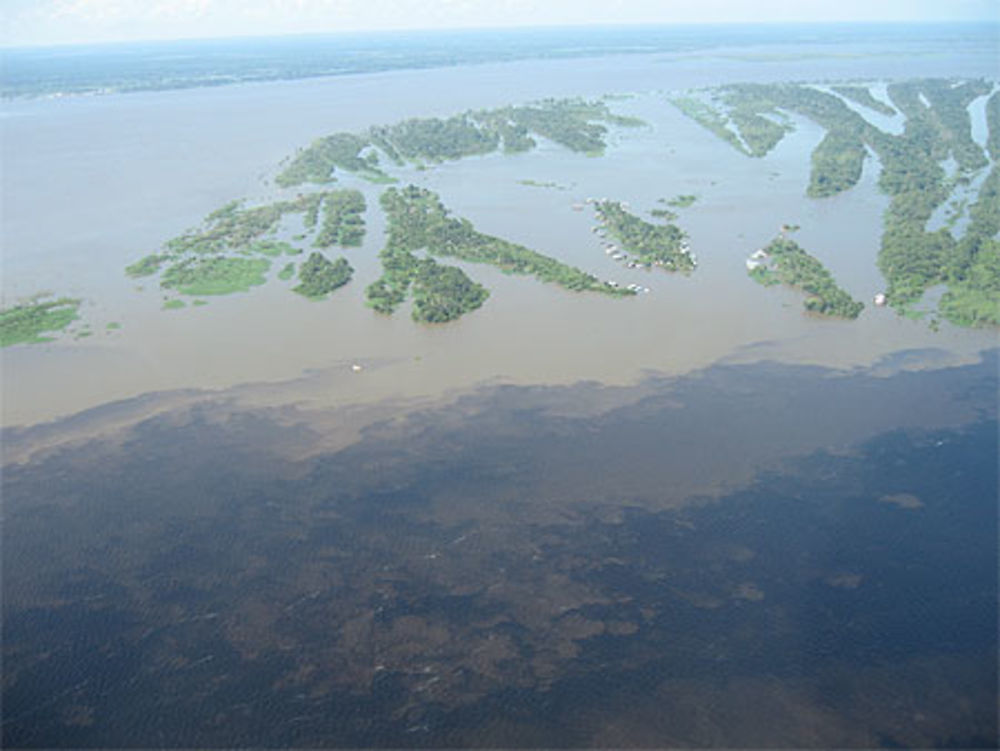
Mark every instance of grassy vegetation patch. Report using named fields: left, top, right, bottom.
left=1, top=297, right=81, bottom=347
left=126, top=193, right=338, bottom=305
left=518, top=179, right=566, bottom=189
left=248, top=240, right=299, bottom=257
left=161, top=256, right=271, bottom=296
left=666, top=194, right=698, bottom=208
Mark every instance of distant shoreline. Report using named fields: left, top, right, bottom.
left=3, top=21, right=996, bottom=100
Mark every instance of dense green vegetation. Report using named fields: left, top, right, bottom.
left=366, top=185, right=631, bottom=322
left=938, top=237, right=1000, bottom=326
left=410, top=261, right=490, bottom=323
left=0, top=297, right=81, bottom=346
left=670, top=95, right=747, bottom=153
left=674, top=82, right=879, bottom=195
left=749, top=237, right=864, bottom=319
left=985, top=90, right=1000, bottom=162
left=492, top=99, right=629, bottom=155
left=830, top=85, right=896, bottom=116
left=671, top=89, right=792, bottom=157
left=293, top=252, right=354, bottom=299
left=808, top=131, right=867, bottom=197
left=277, top=98, right=637, bottom=187
left=674, top=79, right=999, bottom=326
left=160, top=194, right=322, bottom=258
left=874, top=80, right=993, bottom=314
left=729, top=108, right=790, bottom=157
left=278, top=262, right=296, bottom=281
left=595, top=200, right=694, bottom=272
left=277, top=133, right=390, bottom=186
left=937, top=166, right=1000, bottom=326
left=365, top=249, right=489, bottom=323
left=383, top=186, right=631, bottom=292
left=887, top=79, right=990, bottom=172
left=314, top=190, right=366, bottom=248
left=372, top=115, right=499, bottom=163
left=161, top=256, right=271, bottom=296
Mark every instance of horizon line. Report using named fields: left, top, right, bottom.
left=4, top=17, right=998, bottom=52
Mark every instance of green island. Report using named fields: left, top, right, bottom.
left=125, top=190, right=366, bottom=301
left=807, top=130, right=868, bottom=198
left=748, top=237, right=864, bottom=319
left=366, top=185, right=632, bottom=323
left=671, top=90, right=792, bottom=157
left=314, top=190, right=366, bottom=248
left=277, top=133, right=388, bottom=185
left=277, top=98, right=641, bottom=187
left=518, top=179, right=566, bottom=190
left=594, top=200, right=694, bottom=272
left=672, top=78, right=999, bottom=326
left=0, top=297, right=81, bottom=347
left=936, top=167, right=1000, bottom=326
left=293, top=252, right=354, bottom=299
left=666, top=194, right=698, bottom=208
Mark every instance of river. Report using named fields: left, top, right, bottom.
left=2, top=31, right=997, bottom=427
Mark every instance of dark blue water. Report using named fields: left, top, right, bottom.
left=2, top=353, right=997, bottom=747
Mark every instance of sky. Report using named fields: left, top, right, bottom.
left=2, top=0, right=998, bottom=47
